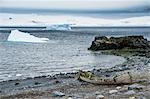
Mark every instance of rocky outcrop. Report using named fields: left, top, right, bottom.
left=88, top=36, right=150, bottom=51
left=82, top=36, right=150, bottom=85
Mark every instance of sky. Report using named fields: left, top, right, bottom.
left=0, top=0, right=150, bottom=11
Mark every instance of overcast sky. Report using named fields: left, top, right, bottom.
left=0, top=0, right=150, bottom=11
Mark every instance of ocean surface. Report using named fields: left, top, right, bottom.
left=0, top=27, right=150, bottom=82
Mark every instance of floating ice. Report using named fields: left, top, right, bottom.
left=8, top=30, right=49, bottom=43
left=45, top=24, right=72, bottom=30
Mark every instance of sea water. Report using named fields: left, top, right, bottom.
left=0, top=27, right=150, bottom=82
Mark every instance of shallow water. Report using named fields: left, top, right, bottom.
left=0, top=27, right=150, bottom=82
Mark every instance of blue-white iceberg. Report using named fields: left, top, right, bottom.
left=7, top=30, right=49, bottom=43
left=45, top=24, right=72, bottom=30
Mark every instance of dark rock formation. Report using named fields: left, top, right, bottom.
left=88, top=36, right=150, bottom=51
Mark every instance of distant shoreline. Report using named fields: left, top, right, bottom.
left=0, top=26, right=150, bottom=34
left=0, top=26, right=150, bottom=28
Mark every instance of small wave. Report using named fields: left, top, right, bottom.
left=7, top=30, right=49, bottom=43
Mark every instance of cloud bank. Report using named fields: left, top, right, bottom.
left=0, top=0, right=149, bottom=11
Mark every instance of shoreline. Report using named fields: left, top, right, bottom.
left=1, top=48, right=150, bottom=99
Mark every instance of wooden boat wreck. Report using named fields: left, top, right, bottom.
left=76, top=70, right=150, bottom=85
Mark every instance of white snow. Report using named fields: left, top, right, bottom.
left=8, top=30, right=49, bottom=43
left=0, top=13, right=150, bottom=27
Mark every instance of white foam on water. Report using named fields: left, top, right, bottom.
left=7, top=30, right=49, bottom=43
left=16, top=74, right=22, bottom=77
left=7, top=75, right=12, bottom=78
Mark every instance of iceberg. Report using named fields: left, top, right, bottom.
left=7, top=30, right=49, bottom=43
left=45, top=24, right=72, bottom=30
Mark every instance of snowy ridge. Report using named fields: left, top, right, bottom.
left=0, top=13, right=150, bottom=27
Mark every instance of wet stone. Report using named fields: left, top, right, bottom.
left=67, top=97, right=73, bottom=99
left=96, top=95, right=105, bottom=99
left=15, top=82, right=19, bottom=86
left=139, top=96, right=147, bottom=99
left=128, top=84, right=145, bottom=90
left=34, top=82, right=41, bottom=85
left=148, top=80, right=150, bottom=84
left=54, top=80, right=61, bottom=84
left=95, top=91, right=101, bottom=95
left=109, top=90, right=118, bottom=94
left=52, top=91, right=65, bottom=97
left=129, top=97, right=136, bottom=99
left=124, top=90, right=136, bottom=95
left=116, top=86, right=122, bottom=90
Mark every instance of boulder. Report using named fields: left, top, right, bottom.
left=96, top=95, right=105, bottom=99
left=109, top=90, right=118, bottom=94
left=52, top=91, right=65, bottom=97
left=88, top=36, right=150, bottom=51
left=128, top=84, right=145, bottom=90
left=124, top=90, right=136, bottom=95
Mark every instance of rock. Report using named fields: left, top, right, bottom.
left=52, top=91, right=65, bottom=97
left=139, top=96, right=146, bottom=99
left=67, top=97, right=73, bottom=99
left=96, top=95, right=105, bottom=99
left=119, top=85, right=128, bottom=92
left=128, top=84, right=145, bottom=90
left=129, top=97, right=136, bottom=99
left=109, top=90, right=118, bottom=94
left=95, top=91, right=101, bottom=95
left=15, top=82, right=19, bottom=86
left=9, top=17, right=12, bottom=20
left=54, top=80, right=61, bottom=84
left=124, top=90, right=136, bottom=95
left=34, top=82, right=41, bottom=85
left=116, top=86, right=122, bottom=90
left=149, top=80, right=150, bottom=84
left=88, top=36, right=150, bottom=51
